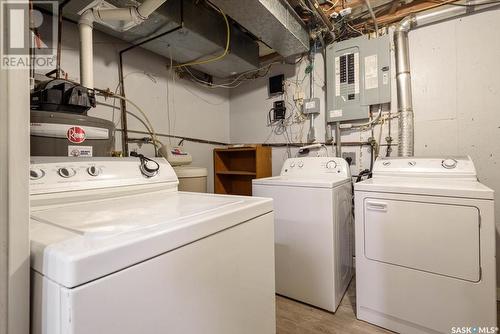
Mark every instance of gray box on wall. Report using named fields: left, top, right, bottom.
left=326, top=33, right=391, bottom=122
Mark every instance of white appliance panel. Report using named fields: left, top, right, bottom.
left=279, top=157, right=351, bottom=179
left=259, top=185, right=335, bottom=309
left=364, top=198, right=480, bottom=281
left=254, top=181, right=352, bottom=312
left=32, top=214, right=276, bottom=334
left=30, top=157, right=276, bottom=334
left=30, top=157, right=178, bottom=195
left=335, top=182, right=353, bottom=304
left=32, top=192, right=242, bottom=236
left=355, top=190, right=496, bottom=334
left=371, top=156, right=477, bottom=179
left=30, top=191, right=272, bottom=289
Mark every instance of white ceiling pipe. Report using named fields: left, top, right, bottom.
left=78, top=0, right=167, bottom=90
left=79, top=10, right=95, bottom=89
left=137, top=0, right=168, bottom=18
left=394, top=0, right=500, bottom=157
left=96, top=7, right=138, bottom=22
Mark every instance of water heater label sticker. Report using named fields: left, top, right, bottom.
left=68, top=146, right=93, bottom=157
left=329, top=109, right=342, bottom=118
left=364, top=55, right=378, bottom=90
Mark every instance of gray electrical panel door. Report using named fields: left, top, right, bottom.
left=326, top=34, right=391, bottom=122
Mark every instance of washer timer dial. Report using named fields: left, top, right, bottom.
left=58, top=167, right=76, bottom=178
left=140, top=160, right=160, bottom=178
left=442, top=159, right=458, bottom=169
left=30, top=169, right=45, bottom=180
left=87, top=166, right=100, bottom=177
left=326, top=160, right=337, bottom=169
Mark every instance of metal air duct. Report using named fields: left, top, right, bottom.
left=209, top=0, right=310, bottom=57
left=61, top=0, right=260, bottom=78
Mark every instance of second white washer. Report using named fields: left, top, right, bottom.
left=253, top=157, right=353, bottom=312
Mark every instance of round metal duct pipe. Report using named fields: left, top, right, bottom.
left=394, top=0, right=500, bottom=157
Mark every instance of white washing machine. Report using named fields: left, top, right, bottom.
left=252, top=157, right=353, bottom=312
left=355, top=157, right=496, bottom=334
left=29, top=157, right=276, bottom=334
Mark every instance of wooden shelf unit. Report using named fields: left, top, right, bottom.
left=214, top=146, right=272, bottom=196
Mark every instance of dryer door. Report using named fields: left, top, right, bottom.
left=363, top=198, right=480, bottom=282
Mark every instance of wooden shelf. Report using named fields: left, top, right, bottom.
left=215, top=147, right=258, bottom=153
left=214, top=145, right=272, bottom=196
left=216, top=171, right=257, bottom=176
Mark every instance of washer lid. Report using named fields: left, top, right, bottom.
left=253, top=175, right=350, bottom=188
left=30, top=191, right=272, bottom=288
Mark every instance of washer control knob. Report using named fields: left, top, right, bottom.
left=30, top=169, right=45, bottom=180
left=408, top=161, right=416, bottom=167
left=382, top=161, right=391, bottom=166
left=289, top=162, right=296, bottom=168
left=58, top=167, right=76, bottom=178
left=87, top=166, right=100, bottom=177
left=140, top=160, right=160, bottom=178
left=298, top=161, right=304, bottom=168
left=326, top=160, right=337, bottom=169
left=442, top=158, right=457, bottom=169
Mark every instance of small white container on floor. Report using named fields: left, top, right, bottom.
left=174, top=166, right=208, bottom=192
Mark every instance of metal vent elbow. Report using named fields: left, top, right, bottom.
left=395, top=14, right=417, bottom=33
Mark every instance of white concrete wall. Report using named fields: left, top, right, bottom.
left=229, top=57, right=333, bottom=176
left=42, top=20, right=230, bottom=192
left=229, top=44, right=394, bottom=177
left=409, top=8, right=500, bottom=291
left=230, top=8, right=500, bottom=289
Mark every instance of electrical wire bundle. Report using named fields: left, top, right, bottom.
left=179, top=62, right=282, bottom=89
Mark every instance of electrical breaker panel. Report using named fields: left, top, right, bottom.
left=326, top=34, right=391, bottom=122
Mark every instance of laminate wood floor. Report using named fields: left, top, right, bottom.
left=276, top=279, right=500, bottom=334
left=276, top=280, right=392, bottom=334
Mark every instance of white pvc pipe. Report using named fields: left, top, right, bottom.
left=96, top=7, right=134, bottom=22
left=78, top=0, right=167, bottom=90
left=137, top=0, right=167, bottom=18
left=79, top=10, right=94, bottom=89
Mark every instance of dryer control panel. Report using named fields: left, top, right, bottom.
left=280, top=157, right=351, bottom=179
left=373, top=156, right=477, bottom=179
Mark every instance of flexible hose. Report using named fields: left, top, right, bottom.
left=102, top=92, right=164, bottom=149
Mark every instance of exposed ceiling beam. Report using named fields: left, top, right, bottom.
left=287, top=0, right=465, bottom=33
left=352, top=0, right=461, bottom=28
